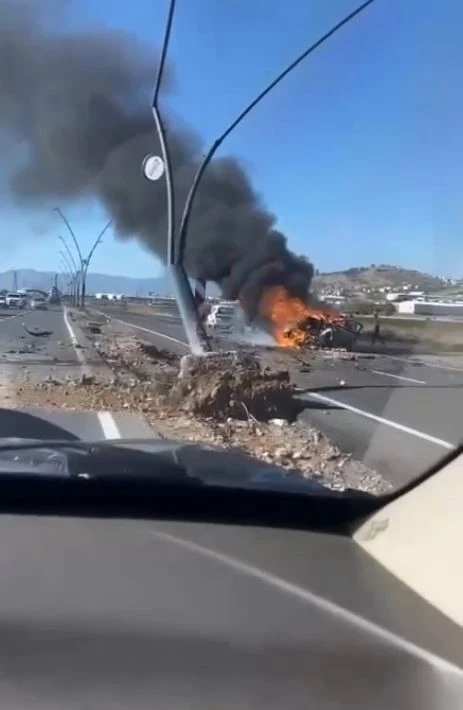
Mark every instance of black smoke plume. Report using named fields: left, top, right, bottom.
left=0, top=0, right=314, bottom=319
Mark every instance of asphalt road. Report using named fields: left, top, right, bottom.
left=94, top=305, right=463, bottom=487
left=0, top=304, right=76, bottom=364
left=0, top=305, right=157, bottom=443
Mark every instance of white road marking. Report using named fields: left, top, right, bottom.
left=96, top=311, right=188, bottom=348
left=98, top=411, right=121, bottom=439
left=152, top=529, right=463, bottom=675
left=306, top=392, right=454, bottom=450
left=63, top=306, right=86, bottom=364
left=369, top=369, right=426, bottom=385
left=93, top=312, right=453, bottom=450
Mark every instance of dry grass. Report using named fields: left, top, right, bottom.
left=358, top=316, right=463, bottom=349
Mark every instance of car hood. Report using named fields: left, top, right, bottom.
left=0, top=437, right=353, bottom=497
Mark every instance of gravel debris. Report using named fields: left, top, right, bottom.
left=151, top=411, right=390, bottom=494
left=9, top=321, right=392, bottom=495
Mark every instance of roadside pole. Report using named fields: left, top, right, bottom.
left=142, top=0, right=211, bottom=354
left=144, top=0, right=377, bottom=355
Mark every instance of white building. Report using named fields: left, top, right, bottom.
left=396, top=300, right=463, bottom=317
left=386, top=291, right=424, bottom=302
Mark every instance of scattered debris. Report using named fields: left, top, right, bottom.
left=16, top=370, right=389, bottom=494
left=71, top=327, right=391, bottom=493
left=269, top=418, right=287, bottom=427
left=5, top=314, right=391, bottom=495
left=80, top=373, right=96, bottom=386
left=150, top=412, right=390, bottom=494
left=87, top=321, right=102, bottom=334
left=169, top=351, right=298, bottom=421
left=22, top=324, right=53, bottom=337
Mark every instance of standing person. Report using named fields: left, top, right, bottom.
left=371, top=311, right=385, bottom=346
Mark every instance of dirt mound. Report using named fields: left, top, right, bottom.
left=169, top=351, right=298, bottom=421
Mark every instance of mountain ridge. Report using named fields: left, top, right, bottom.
left=0, top=269, right=222, bottom=297
left=313, top=264, right=449, bottom=292
left=1, top=266, right=452, bottom=298
left=0, top=269, right=169, bottom=296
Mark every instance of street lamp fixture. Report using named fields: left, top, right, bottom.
left=59, top=250, right=79, bottom=306
left=53, top=207, right=112, bottom=308
left=59, top=261, right=75, bottom=302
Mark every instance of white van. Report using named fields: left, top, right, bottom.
left=206, top=303, right=239, bottom=330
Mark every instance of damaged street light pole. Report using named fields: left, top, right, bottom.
left=145, top=0, right=377, bottom=354
left=143, top=0, right=211, bottom=355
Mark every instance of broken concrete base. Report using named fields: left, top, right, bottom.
left=169, top=350, right=297, bottom=421
left=62, top=325, right=392, bottom=494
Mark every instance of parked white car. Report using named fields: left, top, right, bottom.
left=30, top=296, right=48, bottom=310
left=5, top=292, right=26, bottom=308
left=206, top=303, right=240, bottom=330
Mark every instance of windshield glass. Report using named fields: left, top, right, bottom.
left=0, top=0, right=460, bottom=499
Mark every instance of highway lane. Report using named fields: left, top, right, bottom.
left=296, top=356, right=462, bottom=485
left=0, top=406, right=158, bottom=442
left=0, top=305, right=160, bottom=443
left=96, top=305, right=463, bottom=486
left=297, top=353, right=463, bottom=444
left=0, top=305, right=78, bottom=365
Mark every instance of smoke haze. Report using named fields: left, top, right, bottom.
left=0, top=0, right=314, bottom=318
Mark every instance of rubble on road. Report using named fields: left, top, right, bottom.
left=151, top=413, right=391, bottom=494
left=170, top=351, right=298, bottom=420
left=14, top=374, right=389, bottom=494
left=7, top=323, right=391, bottom=495
left=91, top=335, right=301, bottom=421
left=22, top=324, right=53, bottom=337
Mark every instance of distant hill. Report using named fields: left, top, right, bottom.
left=1, top=265, right=449, bottom=299
left=313, top=265, right=446, bottom=293
left=0, top=269, right=221, bottom=297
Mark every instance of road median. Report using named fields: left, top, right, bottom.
left=64, top=307, right=116, bottom=380
left=42, top=314, right=392, bottom=495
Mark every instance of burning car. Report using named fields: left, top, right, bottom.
left=259, top=286, right=362, bottom=350
left=282, top=314, right=362, bottom=350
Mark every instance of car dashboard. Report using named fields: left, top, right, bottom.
left=0, top=511, right=460, bottom=710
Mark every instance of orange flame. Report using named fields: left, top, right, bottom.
left=259, top=286, right=344, bottom=348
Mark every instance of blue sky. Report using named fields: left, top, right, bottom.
left=3, top=0, right=462, bottom=279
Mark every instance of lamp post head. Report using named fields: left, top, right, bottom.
left=142, top=154, right=165, bottom=181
